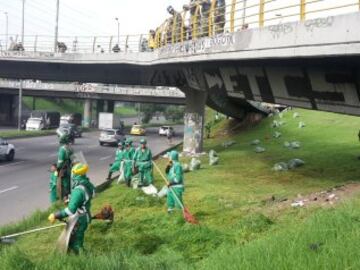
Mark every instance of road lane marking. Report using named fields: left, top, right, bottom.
left=0, top=186, right=18, bottom=195
left=48, top=153, right=58, bottom=157
left=100, top=155, right=112, bottom=161
left=0, top=161, right=25, bottom=168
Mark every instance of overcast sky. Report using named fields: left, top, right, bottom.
left=0, top=0, right=358, bottom=50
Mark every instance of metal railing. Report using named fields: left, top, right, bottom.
left=0, top=0, right=358, bottom=53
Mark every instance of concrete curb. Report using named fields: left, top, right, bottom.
left=96, top=142, right=183, bottom=193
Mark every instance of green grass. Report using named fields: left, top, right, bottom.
left=23, top=97, right=84, bottom=114
left=0, top=129, right=55, bottom=139
left=2, top=108, right=360, bottom=269
left=114, top=106, right=137, bottom=117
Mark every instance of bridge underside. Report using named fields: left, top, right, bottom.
left=1, top=56, right=360, bottom=117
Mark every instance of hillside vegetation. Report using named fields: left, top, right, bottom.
left=2, top=108, right=360, bottom=269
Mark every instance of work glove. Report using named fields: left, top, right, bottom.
left=48, top=213, right=56, bottom=224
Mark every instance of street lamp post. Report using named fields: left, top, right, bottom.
left=4, top=12, right=8, bottom=50
left=21, top=0, right=25, bottom=44
left=115, top=17, right=120, bottom=44
left=18, top=0, right=25, bottom=131
left=242, top=0, right=247, bottom=28
left=54, top=0, right=60, bottom=52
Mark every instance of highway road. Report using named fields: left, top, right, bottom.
left=0, top=126, right=183, bottom=226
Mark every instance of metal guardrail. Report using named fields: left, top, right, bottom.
left=0, top=79, right=185, bottom=98
left=0, top=0, right=359, bottom=53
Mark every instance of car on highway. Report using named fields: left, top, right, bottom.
left=159, top=126, right=175, bottom=137
left=56, top=124, right=82, bottom=138
left=130, top=124, right=146, bottom=136
left=99, top=128, right=125, bottom=146
left=0, top=137, right=15, bottom=161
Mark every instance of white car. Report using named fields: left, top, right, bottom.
left=0, top=137, right=15, bottom=161
left=159, top=126, right=175, bottom=136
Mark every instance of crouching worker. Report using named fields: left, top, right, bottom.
left=166, top=150, right=184, bottom=214
left=107, top=142, right=125, bottom=180
left=48, top=163, right=95, bottom=254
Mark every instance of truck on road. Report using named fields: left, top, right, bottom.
left=26, top=111, right=60, bottom=131
left=60, top=113, right=82, bottom=126
left=98, top=113, right=122, bottom=130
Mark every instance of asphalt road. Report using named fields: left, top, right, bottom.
left=0, top=126, right=183, bottom=226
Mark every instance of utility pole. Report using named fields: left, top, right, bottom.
left=4, top=12, right=8, bottom=50
left=115, top=17, right=120, bottom=44
left=54, top=0, right=60, bottom=52
left=242, top=0, right=247, bottom=28
left=18, top=0, right=25, bottom=131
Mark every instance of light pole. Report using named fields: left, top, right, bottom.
left=54, top=0, right=60, bottom=52
left=115, top=17, right=119, bottom=44
left=21, top=0, right=25, bottom=44
left=241, top=0, right=247, bottom=28
left=4, top=12, right=8, bottom=50
left=18, top=0, right=25, bottom=131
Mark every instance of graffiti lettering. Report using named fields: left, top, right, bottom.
left=304, top=16, right=334, bottom=32
left=268, top=23, right=293, bottom=39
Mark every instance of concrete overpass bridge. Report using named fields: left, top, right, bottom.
left=0, top=2, right=360, bottom=153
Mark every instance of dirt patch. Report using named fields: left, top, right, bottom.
left=263, top=182, right=360, bottom=210
left=218, top=113, right=264, bottom=137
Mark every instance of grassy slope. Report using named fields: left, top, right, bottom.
left=23, top=97, right=84, bottom=114
left=0, top=130, right=55, bottom=139
left=2, top=108, right=360, bottom=269
left=114, top=106, right=137, bottom=117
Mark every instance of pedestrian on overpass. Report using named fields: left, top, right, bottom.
left=200, top=0, right=212, bottom=37
left=48, top=163, right=95, bottom=254
left=133, top=138, right=154, bottom=187
left=107, top=141, right=125, bottom=180
left=49, top=164, right=58, bottom=203
left=167, top=5, right=183, bottom=44
left=214, top=0, right=226, bottom=34
left=57, top=135, right=73, bottom=200
left=166, top=150, right=185, bottom=214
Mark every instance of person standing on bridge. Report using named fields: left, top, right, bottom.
left=200, top=0, right=212, bottom=37
left=166, top=150, right=185, bottom=214
left=48, top=163, right=95, bottom=254
left=57, top=135, right=73, bottom=201
left=133, top=138, right=153, bottom=187
left=107, top=141, right=125, bottom=181
left=214, top=0, right=226, bottom=34
left=167, top=5, right=183, bottom=44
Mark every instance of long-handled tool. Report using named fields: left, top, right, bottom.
left=152, top=161, right=198, bottom=224
left=0, top=223, right=66, bottom=244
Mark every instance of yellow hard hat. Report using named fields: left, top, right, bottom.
left=71, top=163, right=88, bottom=176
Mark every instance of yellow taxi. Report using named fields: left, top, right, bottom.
left=130, top=124, right=146, bottom=136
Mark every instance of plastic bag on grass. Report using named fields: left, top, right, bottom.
left=190, top=158, right=201, bottom=171
left=222, top=141, right=236, bottom=148
left=182, top=163, right=190, bottom=173
left=288, top=159, right=305, bottom=169
left=251, top=139, right=261, bottom=145
left=255, top=146, right=266, bottom=153
left=157, top=186, right=169, bottom=198
left=299, top=122, right=306, bottom=128
left=273, top=162, right=289, bottom=171
left=290, top=141, right=301, bottom=149
left=273, top=131, right=282, bottom=139
left=293, top=112, right=300, bottom=118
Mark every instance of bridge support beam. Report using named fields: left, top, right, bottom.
left=0, top=94, right=15, bottom=126
left=183, top=89, right=207, bottom=154
left=106, top=100, right=115, bottom=113
left=83, top=99, right=92, bottom=128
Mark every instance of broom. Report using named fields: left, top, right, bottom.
left=152, top=161, right=198, bottom=224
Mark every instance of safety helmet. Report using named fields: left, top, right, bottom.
left=126, top=138, right=133, bottom=145
left=59, top=134, right=69, bottom=144
left=140, top=138, right=147, bottom=145
left=170, top=150, right=179, bottom=161
left=71, top=163, right=89, bottom=176
left=118, top=141, right=125, bottom=147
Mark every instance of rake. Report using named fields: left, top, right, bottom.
left=152, top=161, right=198, bottom=224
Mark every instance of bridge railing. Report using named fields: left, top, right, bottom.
left=0, top=0, right=359, bottom=53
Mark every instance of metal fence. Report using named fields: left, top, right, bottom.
left=0, top=0, right=359, bottom=53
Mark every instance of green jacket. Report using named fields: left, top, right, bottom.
left=58, top=175, right=95, bottom=223
left=133, top=147, right=152, bottom=170
left=167, top=161, right=184, bottom=187
left=49, top=171, right=58, bottom=190
left=115, top=149, right=125, bottom=162
left=57, top=145, right=73, bottom=170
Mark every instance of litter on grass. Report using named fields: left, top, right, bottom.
left=190, top=158, right=201, bottom=171
left=209, top=150, right=219, bottom=166
left=299, top=121, right=306, bottom=128
left=288, top=159, right=305, bottom=169
left=255, top=146, right=266, bottom=153
left=182, top=163, right=190, bottom=173
left=273, top=131, right=282, bottom=138
left=293, top=112, right=300, bottom=118
left=222, top=141, right=236, bottom=148
left=251, top=139, right=261, bottom=145
left=273, top=162, right=289, bottom=171
left=284, top=141, right=301, bottom=149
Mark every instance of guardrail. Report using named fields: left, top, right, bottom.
left=0, top=0, right=358, bottom=53
left=0, top=79, right=185, bottom=98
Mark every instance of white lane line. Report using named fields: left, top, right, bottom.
left=0, top=186, right=19, bottom=195
left=0, top=161, right=25, bottom=168
left=48, top=153, right=58, bottom=158
left=99, top=155, right=112, bottom=161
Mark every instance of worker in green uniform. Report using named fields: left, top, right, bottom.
left=48, top=163, right=95, bottom=254
left=133, top=138, right=153, bottom=187
left=107, top=142, right=125, bottom=180
left=49, top=164, right=58, bottom=203
left=57, top=135, right=73, bottom=200
left=123, top=140, right=135, bottom=187
left=166, top=150, right=185, bottom=213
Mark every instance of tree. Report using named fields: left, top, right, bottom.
left=164, top=106, right=185, bottom=122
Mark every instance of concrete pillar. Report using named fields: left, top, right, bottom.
left=107, top=100, right=115, bottom=113
left=183, top=89, right=207, bottom=154
left=83, top=99, right=92, bottom=128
